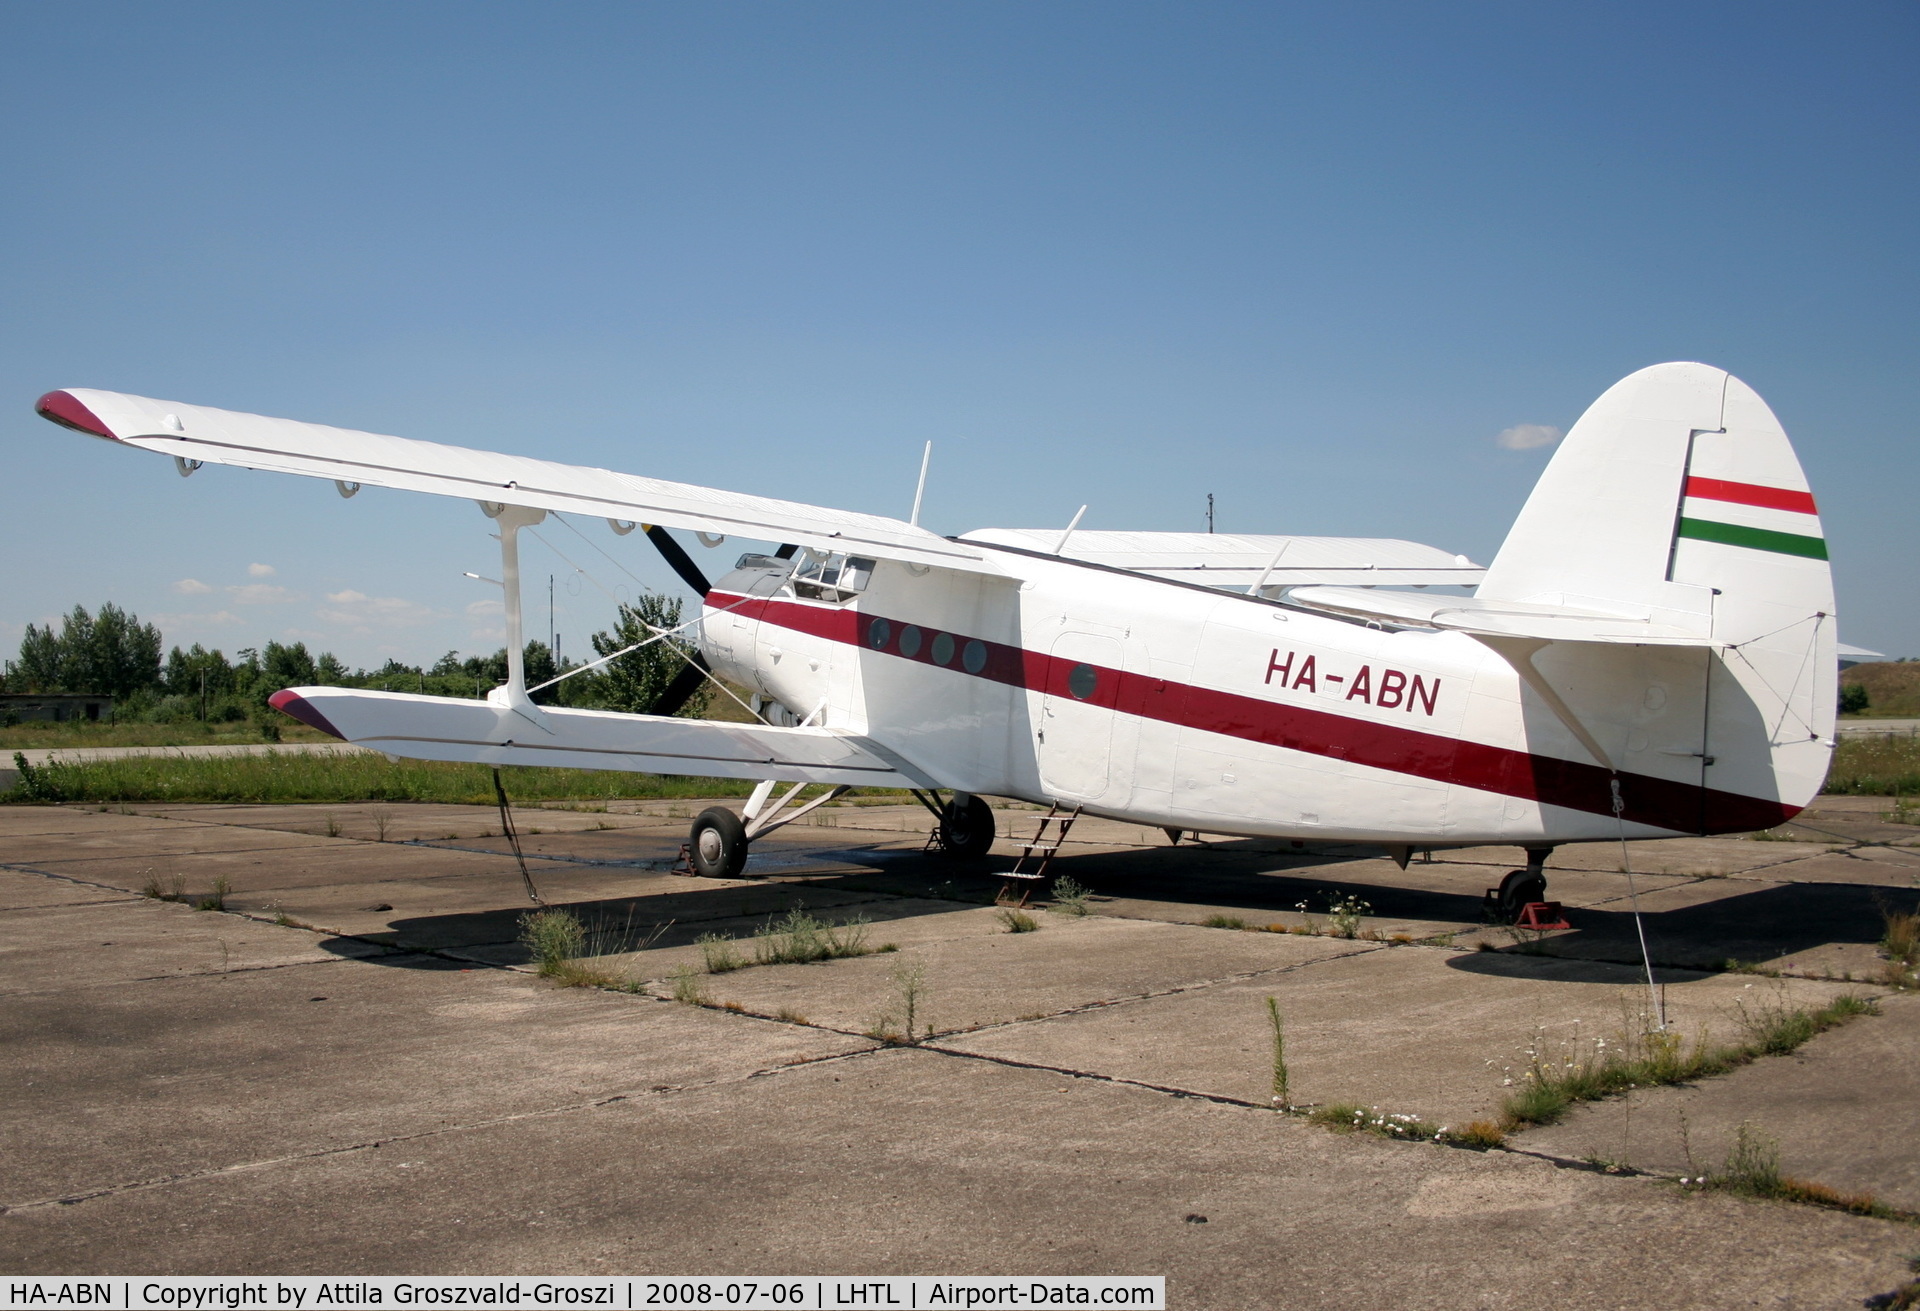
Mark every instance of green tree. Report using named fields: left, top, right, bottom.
left=591, top=595, right=709, bottom=716
left=15, top=603, right=162, bottom=697
left=263, top=641, right=318, bottom=691
left=1839, top=682, right=1870, bottom=715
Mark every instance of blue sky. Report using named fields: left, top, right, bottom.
left=3, top=2, right=1915, bottom=668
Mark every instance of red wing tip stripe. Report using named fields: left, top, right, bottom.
left=34, top=390, right=117, bottom=439
left=1683, top=475, right=1818, bottom=515
left=268, top=689, right=346, bottom=739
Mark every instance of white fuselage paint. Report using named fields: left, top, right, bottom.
left=699, top=548, right=1808, bottom=847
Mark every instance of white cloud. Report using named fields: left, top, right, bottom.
left=469, top=624, right=507, bottom=643
left=1495, top=423, right=1562, bottom=451
left=227, top=583, right=300, bottom=605
left=315, top=593, right=447, bottom=631
left=247, top=562, right=276, bottom=577
left=173, top=578, right=214, bottom=595
left=465, top=598, right=504, bottom=617
left=152, top=609, right=244, bottom=629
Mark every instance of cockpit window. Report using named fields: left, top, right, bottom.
left=792, top=552, right=876, bottom=603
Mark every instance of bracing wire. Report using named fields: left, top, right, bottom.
left=1611, top=776, right=1666, bottom=1031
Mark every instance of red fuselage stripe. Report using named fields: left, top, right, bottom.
left=1683, top=476, right=1818, bottom=516
left=709, top=591, right=1799, bottom=834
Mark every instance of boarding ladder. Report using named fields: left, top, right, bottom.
left=997, top=804, right=1082, bottom=905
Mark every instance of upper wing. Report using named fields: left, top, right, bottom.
left=37, top=388, right=1005, bottom=577
left=959, top=528, right=1483, bottom=587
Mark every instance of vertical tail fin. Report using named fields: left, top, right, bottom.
left=1480, top=362, right=1836, bottom=822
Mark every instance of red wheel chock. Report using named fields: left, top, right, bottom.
left=1515, top=901, right=1570, bottom=931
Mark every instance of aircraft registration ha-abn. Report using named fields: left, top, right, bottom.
left=34, top=362, right=1840, bottom=917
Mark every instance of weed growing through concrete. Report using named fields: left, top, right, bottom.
left=1879, top=898, right=1919, bottom=988
left=893, top=960, right=927, bottom=1041
left=865, top=960, right=930, bottom=1043
left=1265, top=996, right=1289, bottom=1109
left=370, top=805, right=392, bottom=842
left=698, top=932, right=745, bottom=973
left=1292, top=900, right=1319, bottom=934
left=774, top=1007, right=810, bottom=1025
left=1497, top=993, right=1879, bottom=1130
left=1304, top=1103, right=1507, bottom=1149
left=1325, top=892, right=1371, bottom=939
left=141, top=869, right=186, bottom=902
left=997, top=907, right=1039, bottom=933
left=192, top=874, right=232, bottom=912
left=751, top=908, right=874, bottom=965
left=520, top=908, right=588, bottom=977
left=668, top=965, right=706, bottom=1005
left=1049, top=876, right=1093, bottom=916
left=323, top=812, right=342, bottom=838
left=1204, top=914, right=1248, bottom=930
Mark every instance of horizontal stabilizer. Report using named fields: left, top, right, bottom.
left=1286, top=586, right=1714, bottom=644
left=270, top=687, right=936, bottom=788
left=961, top=529, right=1482, bottom=588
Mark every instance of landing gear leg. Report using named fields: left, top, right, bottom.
left=1486, top=846, right=1553, bottom=924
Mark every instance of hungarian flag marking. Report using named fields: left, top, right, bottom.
left=1676, top=476, right=1827, bottom=560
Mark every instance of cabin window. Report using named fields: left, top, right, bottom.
left=793, top=553, right=877, bottom=604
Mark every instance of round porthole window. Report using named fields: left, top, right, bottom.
left=899, top=625, right=923, bottom=658
left=868, top=618, right=891, bottom=649
left=931, top=632, right=955, bottom=666
left=1068, top=663, right=1099, bottom=700
left=962, top=639, right=988, bottom=674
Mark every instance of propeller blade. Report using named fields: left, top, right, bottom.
left=650, top=653, right=713, bottom=718
left=646, top=525, right=712, bottom=597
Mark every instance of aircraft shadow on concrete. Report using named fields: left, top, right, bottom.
left=319, top=839, right=1893, bottom=976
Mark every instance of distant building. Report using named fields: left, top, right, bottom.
left=0, top=693, right=114, bottom=723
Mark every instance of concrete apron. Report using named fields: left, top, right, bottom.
left=1, top=798, right=1916, bottom=1302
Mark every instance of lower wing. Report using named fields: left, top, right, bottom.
left=271, top=688, right=935, bottom=788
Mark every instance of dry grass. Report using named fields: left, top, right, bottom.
left=1824, top=735, right=1920, bottom=796
left=1498, top=994, right=1878, bottom=1130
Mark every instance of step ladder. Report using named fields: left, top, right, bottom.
left=998, top=804, right=1081, bottom=905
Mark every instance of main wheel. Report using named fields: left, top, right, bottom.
left=1492, top=868, right=1546, bottom=923
left=937, top=794, right=996, bottom=859
left=689, top=807, right=749, bottom=878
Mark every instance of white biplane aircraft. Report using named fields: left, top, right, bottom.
left=35, top=362, right=1836, bottom=918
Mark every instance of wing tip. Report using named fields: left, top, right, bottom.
left=35, top=390, right=117, bottom=440
left=269, top=689, right=346, bottom=740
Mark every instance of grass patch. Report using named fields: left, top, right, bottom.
left=5, top=749, right=778, bottom=806
left=1824, top=735, right=1920, bottom=796
left=141, top=869, right=186, bottom=902
left=1683, top=1121, right=1904, bottom=1220
left=1882, top=899, right=1920, bottom=988
left=1304, top=1103, right=1507, bottom=1149
left=668, top=965, right=706, bottom=1004
left=750, top=908, right=875, bottom=965
left=193, top=874, right=232, bottom=912
left=1048, top=875, right=1093, bottom=917
left=1498, top=993, right=1879, bottom=1130
left=697, top=932, right=746, bottom=973
left=996, top=907, right=1039, bottom=933
left=517, top=906, right=669, bottom=989
left=1203, top=913, right=1248, bottom=930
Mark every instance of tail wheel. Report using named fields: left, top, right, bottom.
left=937, top=794, right=996, bottom=860
left=1491, top=868, right=1547, bottom=923
left=689, top=807, right=749, bottom=878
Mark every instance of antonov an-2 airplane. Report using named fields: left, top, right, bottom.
left=34, top=362, right=1836, bottom=919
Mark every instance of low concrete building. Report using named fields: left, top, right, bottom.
left=0, top=693, right=114, bottom=724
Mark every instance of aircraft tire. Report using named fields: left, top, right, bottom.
left=1492, top=868, right=1546, bottom=923
left=689, top=807, right=749, bottom=878
left=938, top=794, right=996, bottom=860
